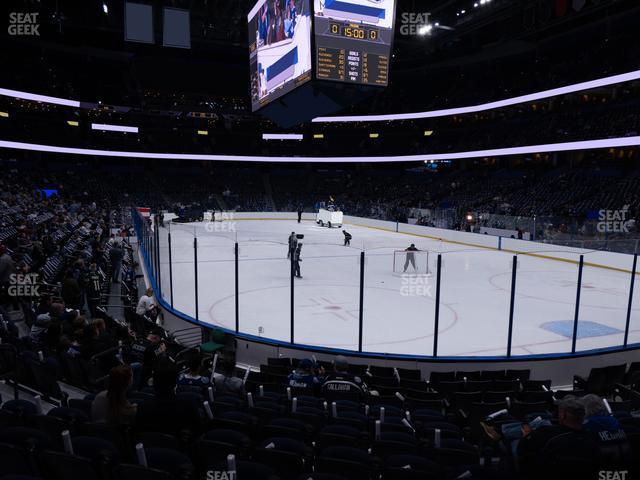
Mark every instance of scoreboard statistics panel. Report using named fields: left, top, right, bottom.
left=314, top=0, right=396, bottom=86
left=248, top=0, right=313, bottom=112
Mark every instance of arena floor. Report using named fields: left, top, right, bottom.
left=157, top=219, right=640, bottom=357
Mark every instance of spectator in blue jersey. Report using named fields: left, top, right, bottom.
left=581, top=394, right=631, bottom=471
left=177, top=353, right=210, bottom=394
left=287, top=358, right=324, bottom=395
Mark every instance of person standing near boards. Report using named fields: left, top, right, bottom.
left=297, top=206, right=303, bottom=224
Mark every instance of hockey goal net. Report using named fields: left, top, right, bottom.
left=393, top=249, right=430, bottom=275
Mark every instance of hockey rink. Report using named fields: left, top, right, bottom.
left=156, top=219, right=640, bottom=357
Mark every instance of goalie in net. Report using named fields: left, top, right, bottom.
left=393, top=244, right=430, bottom=275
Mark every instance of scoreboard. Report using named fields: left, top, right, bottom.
left=314, top=0, right=396, bottom=86
left=248, top=0, right=396, bottom=112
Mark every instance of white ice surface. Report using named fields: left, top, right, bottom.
left=157, top=219, right=640, bottom=357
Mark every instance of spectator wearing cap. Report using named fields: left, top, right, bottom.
left=287, top=358, right=324, bottom=395
left=322, top=355, right=368, bottom=399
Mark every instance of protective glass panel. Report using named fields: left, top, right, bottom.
left=574, top=255, right=632, bottom=352
left=362, top=243, right=436, bottom=356
left=196, top=224, right=236, bottom=329
left=438, top=249, right=510, bottom=357
left=293, top=247, right=361, bottom=349
left=511, top=252, right=578, bottom=355
left=166, top=224, right=198, bottom=319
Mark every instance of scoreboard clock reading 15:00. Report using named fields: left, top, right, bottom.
left=329, top=22, right=378, bottom=40
left=314, top=0, right=397, bottom=87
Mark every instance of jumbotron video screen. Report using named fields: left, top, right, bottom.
left=314, top=0, right=396, bottom=86
left=248, top=0, right=313, bottom=111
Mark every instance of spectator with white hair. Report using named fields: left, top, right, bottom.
left=136, top=287, right=157, bottom=319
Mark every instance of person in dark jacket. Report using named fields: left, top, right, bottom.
left=403, top=244, right=419, bottom=272
left=342, top=230, right=352, bottom=246
left=517, top=396, right=599, bottom=479
left=287, top=232, right=297, bottom=259
left=322, top=355, right=368, bottom=399
left=0, top=244, right=15, bottom=302
left=86, top=263, right=102, bottom=317
left=177, top=353, right=211, bottom=394
left=293, top=244, right=302, bottom=278
left=61, top=269, right=82, bottom=310
left=109, top=242, right=124, bottom=283
left=136, top=360, right=201, bottom=435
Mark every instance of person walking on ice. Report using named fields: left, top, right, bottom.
left=404, top=244, right=419, bottom=273
left=342, top=230, right=352, bottom=246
